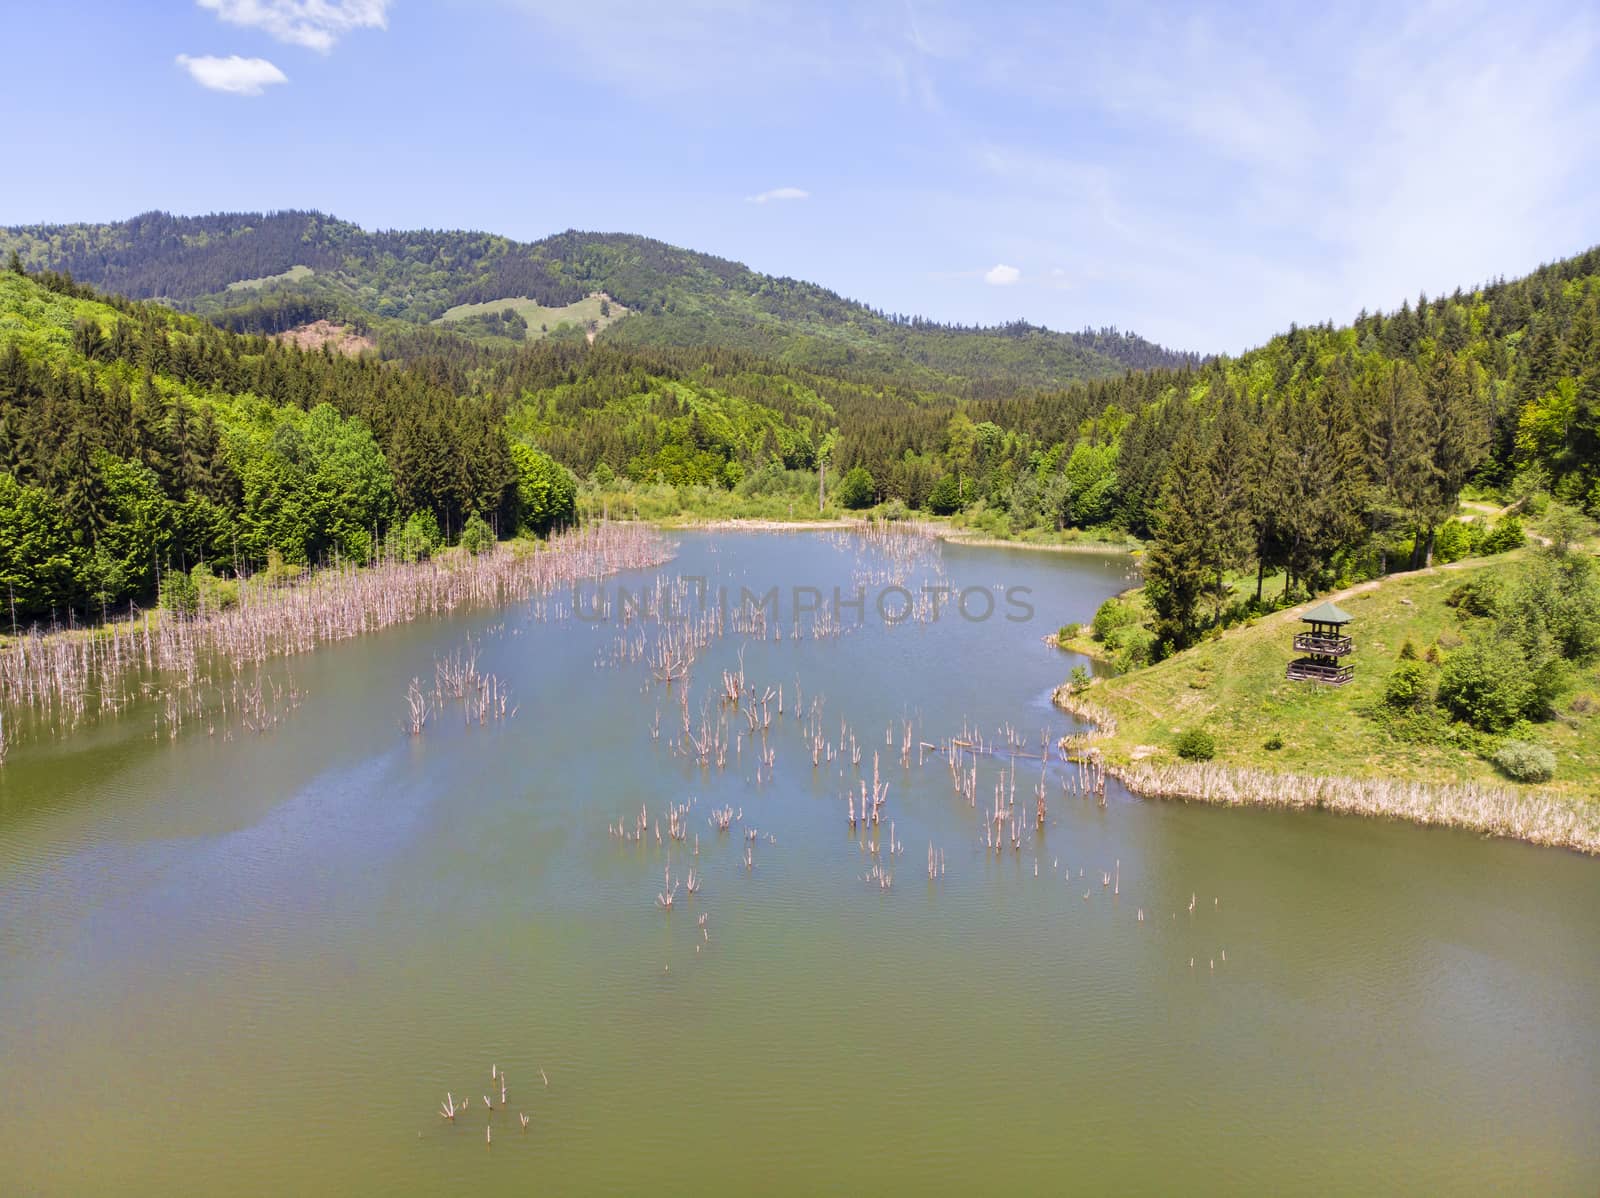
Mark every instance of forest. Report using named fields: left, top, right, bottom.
left=0, top=261, right=569, bottom=621
left=0, top=211, right=1193, bottom=394
left=1, top=234, right=1597, bottom=639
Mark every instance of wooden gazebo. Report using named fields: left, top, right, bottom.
left=1286, top=599, right=1354, bottom=685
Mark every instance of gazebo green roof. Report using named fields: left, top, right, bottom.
left=1300, top=600, right=1353, bottom=625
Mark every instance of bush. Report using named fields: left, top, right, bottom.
left=926, top=474, right=962, bottom=515
left=392, top=509, right=442, bottom=563
left=1175, top=729, right=1216, bottom=761
left=191, top=561, right=239, bottom=612
left=458, top=512, right=495, bottom=555
left=1444, top=578, right=1499, bottom=618
left=1437, top=637, right=1536, bottom=732
left=1384, top=660, right=1433, bottom=710
left=1057, top=622, right=1082, bottom=643
left=1263, top=733, right=1284, bottom=750
left=159, top=568, right=199, bottom=616
left=1067, top=665, right=1091, bottom=694
left=1479, top=516, right=1526, bottom=555
left=1090, top=597, right=1140, bottom=642
left=1433, top=519, right=1473, bottom=564
left=1111, top=626, right=1157, bottom=672
left=263, top=547, right=303, bottom=586
left=834, top=466, right=875, bottom=510
left=1491, top=740, right=1556, bottom=783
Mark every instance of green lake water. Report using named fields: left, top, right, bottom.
left=1, top=531, right=1596, bottom=1195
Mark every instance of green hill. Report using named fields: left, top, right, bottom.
left=0, top=210, right=1194, bottom=392
left=0, top=266, right=523, bottom=621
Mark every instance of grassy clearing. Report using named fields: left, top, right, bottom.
left=436, top=292, right=627, bottom=339
left=225, top=264, right=314, bottom=292
left=1068, top=551, right=1600, bottom=801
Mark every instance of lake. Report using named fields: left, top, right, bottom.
left=1, top=529, right=1596, bottom=1194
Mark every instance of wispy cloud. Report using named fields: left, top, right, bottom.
left=196, top=0, right=390, bottom=53
left=175, top=53, right=288, bottom=95
left=747, top=187, right=810, bottom=204
left=983, top=263, right=1020, bottom=286
left=943, top=0, right=1600, bottom=350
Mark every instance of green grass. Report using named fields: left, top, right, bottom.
left=435, top=292, right=628, bottom=340
left=225, top=264, right=314, bottom=292
left=578, top=482, right=845, bottom=524
left=1077, top=552, right=1600, bottom=799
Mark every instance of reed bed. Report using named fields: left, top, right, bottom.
left=1, top=521, right=668, bottom=754
left=1114, top=761, right=1600, bottom=854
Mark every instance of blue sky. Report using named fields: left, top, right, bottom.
left=5, top=0, right=1598, bottom=353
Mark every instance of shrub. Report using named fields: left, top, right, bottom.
left=1437, top=637, right=1535, bottom=732
left=1444, top=578, right=1499, bottom=618
left=263, top=548, right=303, bottom=586
left=1067, top=665, right=1091, bottom=694
left=1091, top=597, right=1139, bottom=642
left=1175, top=729, right=1216, bottom=761
left=1491, top=740, right=1556, bottom=783
left=1111, top=626, right=1157, bottom=672
left=191, top=562, right=239, bottom=612
left=1384, top=660, right=1433, bottom=710
left=1479, top=516, right=1526, bottom=555
left=834, top=466, right=876, bottom=510
left=1057, top=622, right=1082, bottom=643
left=1263, top=733, right=1284, bottom=750
left=926, top=474, right=962, bottom=515
left=1433, top=519, right=1473, bottom=564
left=458, top=512, right=495, bottom=555
left=160, top=568, right=199, bottom=616
left=393, top=509, right=442, bottom=563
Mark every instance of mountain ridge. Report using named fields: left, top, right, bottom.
left=0, top=210, right=1196, bottom=392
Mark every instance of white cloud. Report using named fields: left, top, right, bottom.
left=176, top=53, right=288, bottom=95
left=983, top=263, right=1020, bottom=286
left=747, top=187, right=810, bottom=204
left=196, top=0, right=390, bottom=53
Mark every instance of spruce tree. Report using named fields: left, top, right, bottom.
left=1143, top=427, right=1212, bottom=652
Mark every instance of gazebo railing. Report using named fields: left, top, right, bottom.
left=1286, top=659, right=1354, bottom=685
left=1293, top=631, right=1352, bottom=656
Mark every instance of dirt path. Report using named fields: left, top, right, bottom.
left=1253, top=554, right=1501, bottom=635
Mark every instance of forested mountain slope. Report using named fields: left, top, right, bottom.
left=0, top=211, right=1192, bottom=393
left=4, top=233, right=1597, bottom=640
left=0, top=266, right=527, bottom=620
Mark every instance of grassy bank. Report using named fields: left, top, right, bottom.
left=1054, top=552, right=1600, bottom=852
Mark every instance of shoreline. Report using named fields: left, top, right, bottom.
left=1051, top=686, right=1600, bottom=855
left=658, top=517, right=1144, bottom=556
left=0, top=522, right=672, bottom=755
left=660, top=517, right=863, bottom=531
left=936, top=530, right=1141, bottom=556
